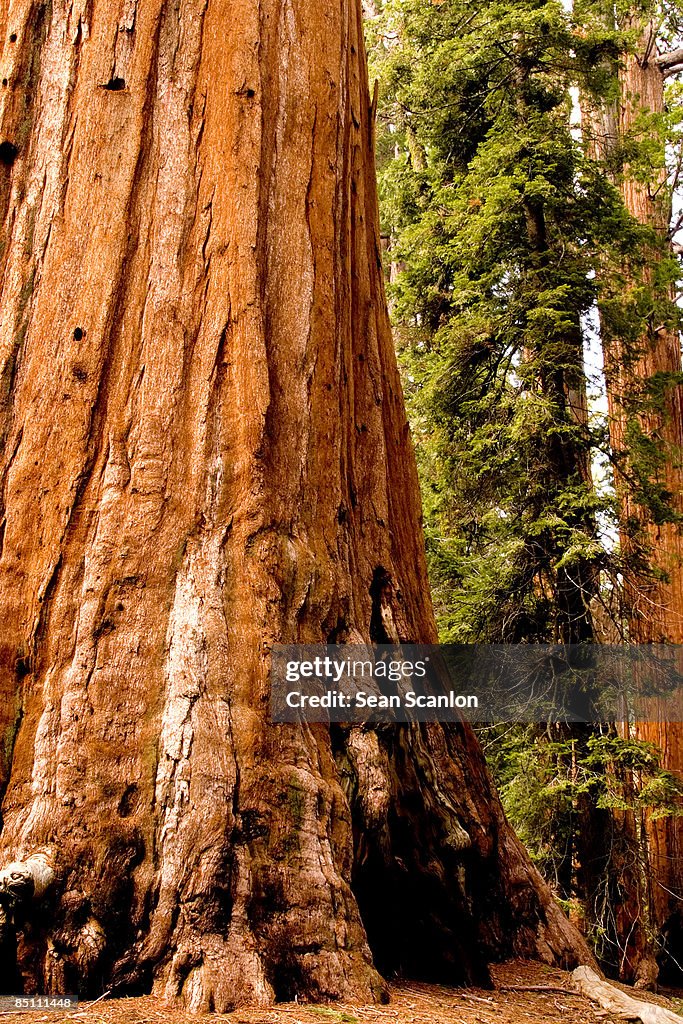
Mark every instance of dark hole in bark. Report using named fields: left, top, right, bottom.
left=350, top=798, right=489, bottom=986
left=0, top=142, right=18, bottom=166
left=109, top=964, right=154, bottom=999
left=15, top=656, right=31, bottom=678
left=269, top=955, right=306, bottom=1002
left=9, top=33, right=17, bottom=43
left=246, top=87, right=255, bottom=98
left=332, top=718, right=493, bottom=988
left=1, top=80, right=7, bottom=88
left=102, top=77, right=126, bottom=91
left=326, top=618, right=349, bottom=643
left=369, top=567, right=392, bottom=643
left=117, top=784, right=138, bottom=818
left=73, top=326, right=84, bottom=341
left=72, top=364, right=87, bottom=381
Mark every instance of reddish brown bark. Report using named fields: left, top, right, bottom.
left=599, top=20, right=683, bottom=981
left=0, top=0, right=590, bottom=1009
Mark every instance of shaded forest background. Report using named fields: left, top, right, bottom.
left=364, top=0, right=683, bottom=990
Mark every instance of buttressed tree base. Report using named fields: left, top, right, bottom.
left=0, top=0, right=590, bottom=1010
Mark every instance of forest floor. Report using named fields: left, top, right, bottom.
left=1, top=961, right=682, bottom=1024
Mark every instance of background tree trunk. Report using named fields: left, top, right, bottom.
left=618, top=27, right=683, bottom=983
left=0, top=0, right=590, bottom=1009
left=597, top=18, right=683, bottom=982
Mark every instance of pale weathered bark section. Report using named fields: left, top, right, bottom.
left=0, top=0, right=589, bottom=1009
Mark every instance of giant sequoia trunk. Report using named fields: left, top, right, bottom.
left=599, top=19, right=683, bottom=982
left=0, top=0, right=590, bottom=1009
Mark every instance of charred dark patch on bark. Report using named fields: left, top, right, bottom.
left=369, top=567, right=392, bottom=643
left=0, top=142, right=18, bottom=166
left=100, top=77, right=126, bottom=92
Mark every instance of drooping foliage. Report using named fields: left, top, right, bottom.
left=367, top=0, right=682, bottom=644
left=365, top=0, right=683, bottom=978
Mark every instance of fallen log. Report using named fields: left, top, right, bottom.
left=572, top=966, right=683, bottom=1024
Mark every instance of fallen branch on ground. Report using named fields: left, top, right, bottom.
left=498, top=985, right=578, bottom=995
left=572, top=966, right=683, bottom=1024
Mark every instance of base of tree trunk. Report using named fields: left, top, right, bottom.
left=0, top=719, right=593, bottom=1010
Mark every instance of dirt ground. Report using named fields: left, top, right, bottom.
left=1, top=961, right=681, bottom=1024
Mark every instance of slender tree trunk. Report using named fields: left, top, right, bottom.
left=574, top=51, right=653, bottom=987
left=0, top=0, right=590, bottom=1009
left=596, top=17, right=683, bottom=983
left=612, top=23, right=683, bottom=644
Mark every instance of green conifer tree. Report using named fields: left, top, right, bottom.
left=366, top=0, right=683, bottom=979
